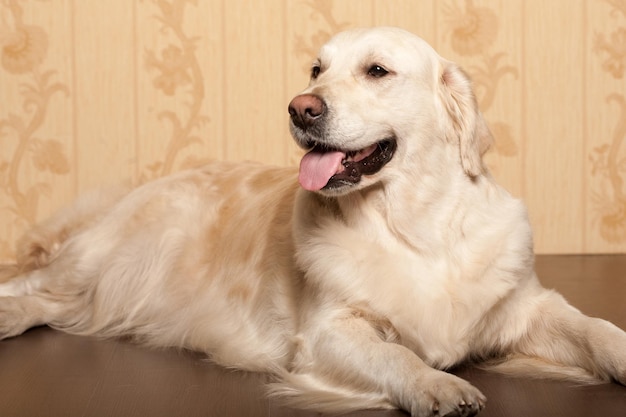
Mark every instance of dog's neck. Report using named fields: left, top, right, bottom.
left=333, top=168, right=517, bottom=256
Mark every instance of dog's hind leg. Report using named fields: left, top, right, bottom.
left=12, top=185, right=130, bottom=274
left=0, top=264, right=91, bottom=340
left=0, top=268, right=64, bottom=339
left=0, top=267, right=48, bottom=298
left=0, top=294, right=60, bottom=339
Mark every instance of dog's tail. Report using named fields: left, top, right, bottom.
left=267, top=369, right=394, bottom=414
left=477, top=355, right=608, bottom=385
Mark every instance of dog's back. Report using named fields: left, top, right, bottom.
left=0, top=161, right=302, bottom=371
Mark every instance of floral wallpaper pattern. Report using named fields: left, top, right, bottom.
left=594, top=0, right=626, bottom=79
left=0, top=0, right=70, bottom=259
left=1, top=0, right=626, bottom=258
left=590, top=0, right=626, bottom=243
left=442, top=0, right=518, bottom=157
left=294, top=0, right=350, bottom=68
left=140, top=0, right=209, bottom=181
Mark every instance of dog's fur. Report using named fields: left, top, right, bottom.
left=1, top=27, right=625, bottom=417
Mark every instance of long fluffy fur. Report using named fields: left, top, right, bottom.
left=1, top=27, right=625, bottom=417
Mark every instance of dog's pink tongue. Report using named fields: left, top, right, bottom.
left=299, top=149, right=345, bottom=191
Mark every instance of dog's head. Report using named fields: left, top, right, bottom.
left=288, top=27, right=493, bottom=196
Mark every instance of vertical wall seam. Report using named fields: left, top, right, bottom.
left=133, top=0, right=139, bottom=183
left=520, top=0, right=527, bottom=203
left=70, top=0, right=79, bottom=194
left=282, top=0, right=289, bottom=165
left=433, top=0, right=438, bottom=50
left=581, top=0, right=588, bottom=253
left=221, top=0, right=227, bottom=161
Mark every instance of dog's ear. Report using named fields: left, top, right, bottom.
left=438, top=62, right=493, bottom=177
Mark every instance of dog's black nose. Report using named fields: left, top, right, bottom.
left=288, top=94, right=326, bottom=130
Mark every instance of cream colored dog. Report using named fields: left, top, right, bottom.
left=1, top=27, right=625, bottom=417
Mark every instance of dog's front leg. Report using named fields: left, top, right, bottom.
left=511, top=288, right=626, bottom=385
left=292, top=309, right=486, bottom=417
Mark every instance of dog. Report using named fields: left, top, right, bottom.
left=1, top=27, right=625, bottom=417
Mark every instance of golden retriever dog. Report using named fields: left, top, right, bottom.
left=1, top=27, right=625, bottom=417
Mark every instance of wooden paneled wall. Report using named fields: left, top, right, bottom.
left=1, top=0, right=626, bottom=259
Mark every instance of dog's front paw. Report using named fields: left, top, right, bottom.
left=408, top=371, right=486, bottom=417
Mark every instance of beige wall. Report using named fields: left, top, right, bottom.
left=1, top=0, right=625, bottom=259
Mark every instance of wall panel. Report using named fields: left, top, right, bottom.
left=0, top=0, right=74, bottom=258
left=435, top=0, right=524, bottom=198
left=373, top=1, right=437, bottom=46
left=223, top=0, right=288, bottom=166
left=73, top=0, right=136, bottom=190
left=522, top=0, right=585, bottom=253
left=585, top=0, right=626, bottom=252
left=135, top=0, right=224, bottom=182
left=1, top=0, right=625, bottom=260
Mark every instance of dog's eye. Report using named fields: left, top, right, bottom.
left=367, top=65, right=388, bottom=78
left=311, top=65, right=321, bottom=79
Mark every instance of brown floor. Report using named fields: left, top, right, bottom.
left=1, top=255, right=625, bottom=417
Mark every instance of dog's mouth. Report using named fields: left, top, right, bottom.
left=298, top=138, right=397, bottom=192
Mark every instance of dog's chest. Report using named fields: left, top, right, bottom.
left=372, top=256, right=494, bottom=365
left=311, top=243, right=515, bottom=368
left=296, top=190, right=528, bottom=368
